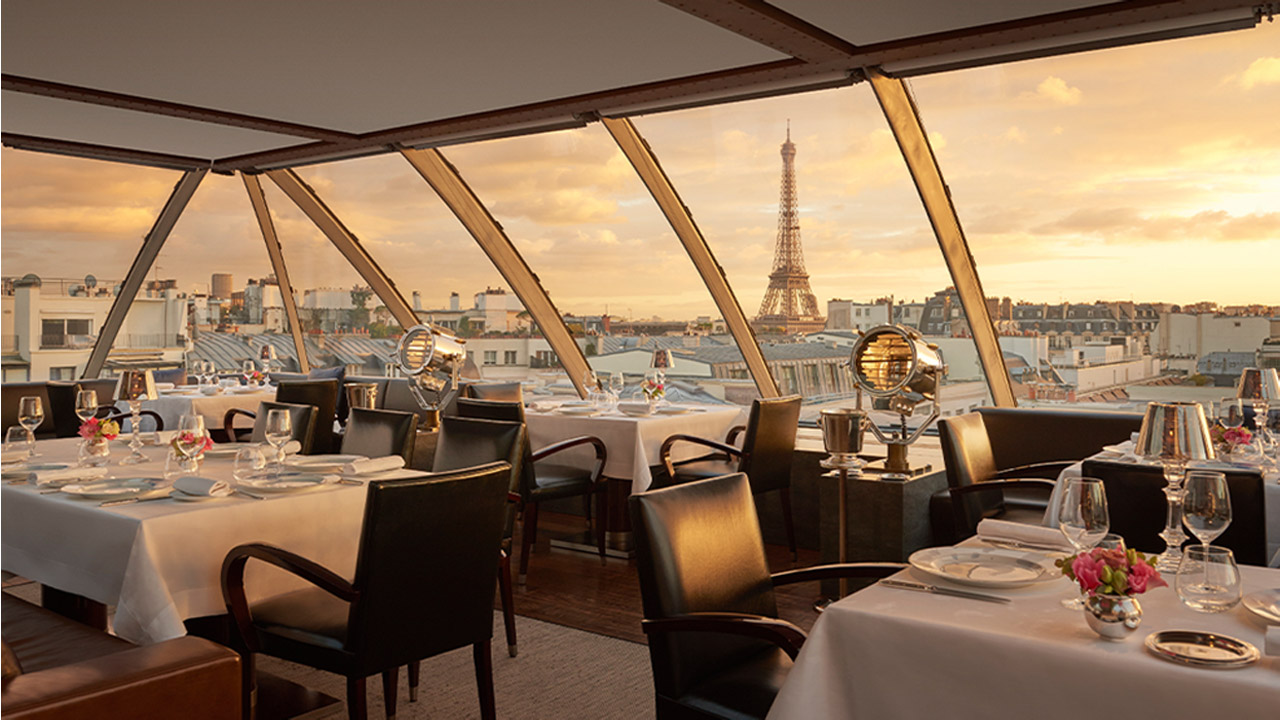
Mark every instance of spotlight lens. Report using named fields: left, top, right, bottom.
left=854, top=331, right=915, bottom=393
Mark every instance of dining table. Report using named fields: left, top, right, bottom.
left=1, top=437, right=420, bottom=645
left=115, top=384, right=276, bottom=432
left=523, top=400, right=749, bottom=492
left=767, top=540, right=1280, bottom=719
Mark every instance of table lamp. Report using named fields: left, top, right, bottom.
left=848, top=325, right=946, bottom=478
left=1134, top=401, right=1215, bottom=572
left=115, top=369, right=156, bottom=465
left=395, top=324, right=466, bottom=429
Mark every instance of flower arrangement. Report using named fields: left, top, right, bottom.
left=1210, top=424, right=1252, bottom=453
left=78, top=417, right=120, bottom=442
left=248, top=370, right=265, bottom=384
left=170, top=430, right=213, bottom=457
left=1055, top=547, right=1166, bottom=597
left=641, top=377, right=664, bottom=401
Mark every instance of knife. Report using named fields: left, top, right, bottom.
left=878, top=578, right=1012, bottom=604
left=100, top=494, right=172, bottom=508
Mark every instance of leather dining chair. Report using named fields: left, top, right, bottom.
left=631, top=473, right=902, bottom=719
left=658, top=395, right=802, bottom=560
left=429, top=416, right=526, bottom=659
left=45, top=382, right=85, bottom=438
left=342, top=407, right=418, bottom=463
left=222, top=461, right=511, bottom=720
left=222, top=401, right=317, bottom=453
left=1082, top=459, right=1267, bottom=566
left=223, top=380, right=338, bottom=454
left=453, top=397, right=609, bottom=584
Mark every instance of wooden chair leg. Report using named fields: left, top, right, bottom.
left=780, top=487, right=797, bottom=562
left=407, top=661, right=419, bottom=702
left=474, top=640, right=496, bottom=720
left=347, top=676, right=367, bottom=720
left=498, top=550, right=518, bottom=657
left=519, top=501, right=538, bottom=584
left=595, top=487, right=608, bottom=566
left=381, top=669, right=398, bottom=720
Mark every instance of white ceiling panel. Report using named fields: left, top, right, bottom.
left=1, top=92, right=313, bottom=159
left=2, top=0, right=787, bottom=135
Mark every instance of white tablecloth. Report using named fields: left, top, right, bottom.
left=768, top=560, right=1280, bottom=719
left=1, top=437, right=411, bottom=644
left=1049, top=444, right=1280, bottom=564
left=116, top=387, right=275, bottom=432
left=525, top=404, right=748, bottom=492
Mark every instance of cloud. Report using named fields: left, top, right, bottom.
left=1236, top=56, right=1280, bottom=89
left=1034, top=207, right=1279, bottom=244
left=1003, top=126, right=1028, bottom=144
left=1034, top=76, right=1083, bottom=105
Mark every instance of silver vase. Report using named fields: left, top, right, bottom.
left=1083, top=593, right=1142, bottom=640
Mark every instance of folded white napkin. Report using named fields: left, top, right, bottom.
left=343, top=456, right=405, bottom=475
left=528, top=401, right=555, bottom=413
left=174, top=475, right=232, bottom=497
left=616, top=401, right=652, bottom=416
left=281, top=440, right=302, bottom=456
left=34, top=467, right=109, bottom=486
left=976, top=518, right=1073, bottom=551
left=1267, top=627, right=1279, bottom=657
left=154, top=382, right=176, bottom=391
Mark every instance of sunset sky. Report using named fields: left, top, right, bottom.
left=3, top=20, right=1277, bottom=322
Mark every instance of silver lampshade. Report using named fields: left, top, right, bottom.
left=114, top=369, right=156, bottom=402
left=1236, top=367, right=1280, bottom=401
left=1135, top=401, right=1215, bottom=464
left=395, top=324, right=466, bottom=410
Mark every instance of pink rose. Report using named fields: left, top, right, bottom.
left=78, top=417, right=100, bottom=440
left=1071, top=553, right=1103, bottom=593
left=1127, top=559, right=1166, bottom=594
left=1095, top=547, right=1127, bottom=570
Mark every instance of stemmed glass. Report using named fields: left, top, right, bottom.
left=242, top=360, right=256, bottom=387
left=1056, top=476, right=1110, bottom=609
left=168, top=414, right=207, bottom=478
left=609, top=372, right=624, bottom=400
left=74, top=390, right=99, bottom=424
left=1216, top=399, right=1246, bottom=458
left=18, top=396, right=44, bottom=458
left=201, top=360, right=216, bottom=387
left=1182, top=471, right=1230, bottom=549
left=264, top=409, right=292, bottom=478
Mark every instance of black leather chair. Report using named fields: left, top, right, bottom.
left=1, top=382, right=55, bottom=439
left=222, top=461, right=512, bottom=720
left=936, top=407, right=1144, bottom=543
left=342, top=408, right=417, bottom=463
left=223, top=379, right=339, bottom=454
left=45, top=378, right=128, bottom=436
left=1083, top=459, right=1267, bottom=566
left=430, top=416, right=526, bottom=658
left=659, top=396, right=802, bottom=560
left=465, top=382, right=523, bottom=401
left=222, top=401, right=317, bottom=453
left=454, top=397, right=608, bottom=584
left=631, top=473, right=902, bottom=720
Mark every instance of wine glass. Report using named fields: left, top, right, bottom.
left=5, top=427, right=30, bottom=458
left=1176, top=545, right=1242, bottom=613
left=264, top=409, right=292, bottom=477
left=583, top=369, right=599, bottom=392
left=1182, top=471, right=1230, bottom=549
left=609, top=372, right=624, bottom=399
left=18, top=396, right=44, bottom=458
left=242, top=360, right=256, bottom=387
left=1217, top=398, right=1245, bottom=431
left=201, top=360, right=216, bottom=387
left=233, top=445, right=267, bottom=484
left=74, top=390, right=99, bottom=424
left=1056, top=476, right=1109, bottom=609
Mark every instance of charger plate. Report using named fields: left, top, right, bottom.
left=1144, top=630, right=1259, bottom=669
left=908, top=546, right=1059, bottom=588
left=1242, top=589, right=1280, bottom=624
left=61, top=478, right=166, bottom=500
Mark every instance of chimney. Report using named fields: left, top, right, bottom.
left=412, top=291, right=422, bottom=311
left=450, top=292, right=460, bottom=312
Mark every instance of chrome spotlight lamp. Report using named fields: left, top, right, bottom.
left=848, top=325, right=947, bottom=478
left=395, top=324, right=466, bottom=428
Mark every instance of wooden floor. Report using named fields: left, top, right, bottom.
left=506, top=510, right=830, bottom=644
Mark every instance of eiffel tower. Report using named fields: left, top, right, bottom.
left=754, top=125, right=825, bottom=334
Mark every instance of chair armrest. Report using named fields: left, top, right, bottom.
left=992, top=462, right=1074, bottom=480
left=642, top=613, right=807, bottom=660
left=223, top=407, right=256, bottom=440
left=221, top=543, right=357, bottom=652
left=659, top=434, right=743, bottom=479
left=951, top=479, right=1057, bottom=498
left=532, top=435, right=607, bottom=482
left=0, top=636, right=241, bottom=720
left=723, top=424, right=747, bottom=447
left=771, top=562, right=906, bottom=587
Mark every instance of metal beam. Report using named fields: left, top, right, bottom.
left=241, top=173, right=310, bottom=373
left=2, top=133, right=211, bottom=172
left=264, top=169, right=418, bottom=329
left=866, top=68, right=1015, bottom=408
left=398, top=146, right=594, bottom=397
left=601, top=117, right=780, bottom=399
left=659, top=0, right=859, bottom=62
left=83, top=169, right=207, bottom=378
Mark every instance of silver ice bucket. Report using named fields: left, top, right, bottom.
left=346, top=383, right=379, bottom=412
left=821, top=408, right=867, bottom=458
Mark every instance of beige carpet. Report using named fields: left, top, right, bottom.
left=4, top=580, right=654, bottom=719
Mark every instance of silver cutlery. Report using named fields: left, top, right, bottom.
left=878, top=578, right=1012, bottom=604
left=100, top=494, right=172, bottom=508
left=234, top=489, right=266, bottom=500
left=980, top=537, right=1070, bottom=553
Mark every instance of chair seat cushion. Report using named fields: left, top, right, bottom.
left=250, top=587, right=349, bottom=652
left=1, top=593, right=131, bottom=673
left=678, top=646, right=792, bottom=720
left=529, top=462, right=597, bottom=501
left=672, top=457, right=737, bottom=482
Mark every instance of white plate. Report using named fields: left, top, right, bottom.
left=1242, top=589, right=1280, bottom=624
left=618, top=407, right=652, bottom=417
left=908, top=546, right=1060, bottom=588
left=231, top=386, right=263, bottom=394
left=237, top=474, right=333, bottom=493
left=61, top=478, right=166, bottom=500
left=286, top=454, right=365, bottom=472
left=557, top=406, right=599, bottom=416
left=655, top=406, right=692, bottom=415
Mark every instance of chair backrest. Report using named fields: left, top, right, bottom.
left=630, top=473, right=779, bottom=698
left=466, top=382, right=524, bottom=402
left=45, top=381, right=82, bottom=438
left=152, top=367, right=187, bottom=386
left=453, top=398, right=535, bottom=496
left=250, top=401, right=318, bottom=453
left=1082, top=459, right=1267, bottom=566
left=738, top=395, right=802, bottom=494
left=1, top=381, right=55, bottom=438
left=276, top=379, right=339, bottom=454
left=433, top=415, right=526, bottom=541
left=978, top=407, right=1143, bottom=472
left=938, top=412, right=998, bottom=489
left=342, top=407, right=417, bottom=462
left=346, top=461, right=511, bottom=669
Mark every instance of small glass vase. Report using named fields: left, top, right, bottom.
left=1083, top=593, right=1142, bottom=640
left=78, top=437, right=112, bottom=467
left=164, top=449, right=201, bottom=479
